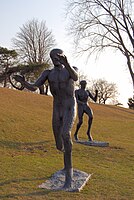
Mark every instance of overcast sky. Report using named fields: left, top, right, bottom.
left=0, top=0, right=133, bottom=107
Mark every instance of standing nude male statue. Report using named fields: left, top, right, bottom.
left=14, top=48, right=78, bottom=189
left=74, top=80, right=98, bottom=141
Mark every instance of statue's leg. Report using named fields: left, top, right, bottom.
left=74, top=105, right=84, bottom=141
left=61, top=104, right=75, bottom=188
left=52, top=103, right=64, bottom=151
left=63, top=138, right=73, bottom=188
left=85, top=106, right=93, bottom=141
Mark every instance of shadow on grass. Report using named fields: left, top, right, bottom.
left=0, top=140, right=49, bottom=151
left=0, top=177, right=47, bottom=186
left=0, top=177, right=51, bottom=199
left=0, top=190, right=50, bottom=199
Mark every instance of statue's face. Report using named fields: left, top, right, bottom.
left=50, top=49, right=64, bottom=67
left=80, top=82, right=87, bottom=89
left=80, top=80, right=87, bottom=89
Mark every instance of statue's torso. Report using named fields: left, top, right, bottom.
left=77, top=89, right=89, bottom=103
left=48, top=68, right=75, bottom=99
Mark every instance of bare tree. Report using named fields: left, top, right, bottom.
left=12, top=18, right=56, bottom=95
left=13, top=18, right=56, bottom=65
left=66, top=0, right=134, bottom=90
left=89, top=78, right=118, bottom=104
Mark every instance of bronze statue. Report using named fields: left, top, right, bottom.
left=13, top=48, right=78, bottom=189
left=74, top=80, right=98, bottom=141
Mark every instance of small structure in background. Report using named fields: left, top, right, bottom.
left=128, top=97, right=134, bottom=110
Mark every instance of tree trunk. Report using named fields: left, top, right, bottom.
left=3, top=75, right=7, bottom=87
left=38, top=84, right=49, bottom=95
left=3, top=66, right=9, bottom=87
left=39, top=85, right=45, bottom=95
left=45, top=84, right=49, bottom=95
left=126, top=55, right=134, bottom=90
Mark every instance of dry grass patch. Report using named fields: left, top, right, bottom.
left=0, top=88, right=134, bottom=200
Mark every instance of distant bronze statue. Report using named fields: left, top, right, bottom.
left=13, top=48, right=78, bottom=189
left=74, top=80, right=98, bottom=141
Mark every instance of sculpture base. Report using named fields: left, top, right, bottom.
left=76, top=140, right=109, bottom=147
left=38, top=169, right=91, bottom=192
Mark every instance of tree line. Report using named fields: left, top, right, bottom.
left=0, top=47, right=119, bottom=105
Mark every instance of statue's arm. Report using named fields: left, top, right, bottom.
left=14, top=70, right=50, bottom=91
left=87, top=90, right=98, bottom=102
left=34, top=70, right=50, bottom=88
left=65, top=64, right=78, bottom=81
left=58, top=54, right=78, bottom=81
left=75, top=90, right=79, bottom=103
left=75, top=90, right=85, bottom=105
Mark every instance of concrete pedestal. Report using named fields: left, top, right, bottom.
left=76, top=140, right=109, bottom=147
left=38, top=169, right=91, bottom=192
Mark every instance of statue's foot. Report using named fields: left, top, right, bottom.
left=62, top=179, right=72, bottom=190
left=88, top=137, right=93, bottom=141
left=87, top=134, right=93, bottom=141
left=62, top=168, right=73, bottom=190
left=74, top=134, right=79, bottom=141
left=61, top=167, right=66, bottom=173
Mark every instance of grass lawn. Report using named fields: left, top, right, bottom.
left=0, top=88, right=134, bottom=200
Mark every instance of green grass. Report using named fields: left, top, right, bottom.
left=0, top=87, right=134, bottom=200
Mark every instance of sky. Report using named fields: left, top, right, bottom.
left=0, top=0, right=133, bottom=107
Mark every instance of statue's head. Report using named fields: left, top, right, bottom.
left=80, top=80, right=87, bottom=85
left=50, top=48, right=63, bottom=58
left=80, top=80, right=87, bottom=89
left=50, top=48, right=64, bottom=66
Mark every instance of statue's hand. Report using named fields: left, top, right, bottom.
left=9, top=74, right=25, bottom=90
left=13, top=75, right=25, bottom=83
left=57, top=53, right=68, bottom=65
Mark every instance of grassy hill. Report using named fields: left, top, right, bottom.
left=0, top=87, right=134, bottom=200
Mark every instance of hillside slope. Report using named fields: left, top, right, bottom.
left=0, top=88, right=134, bottom=200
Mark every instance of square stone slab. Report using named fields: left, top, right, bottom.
left=76, top=140, right=109, bottom=147
left=38, top=169, right=92, bottom=192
